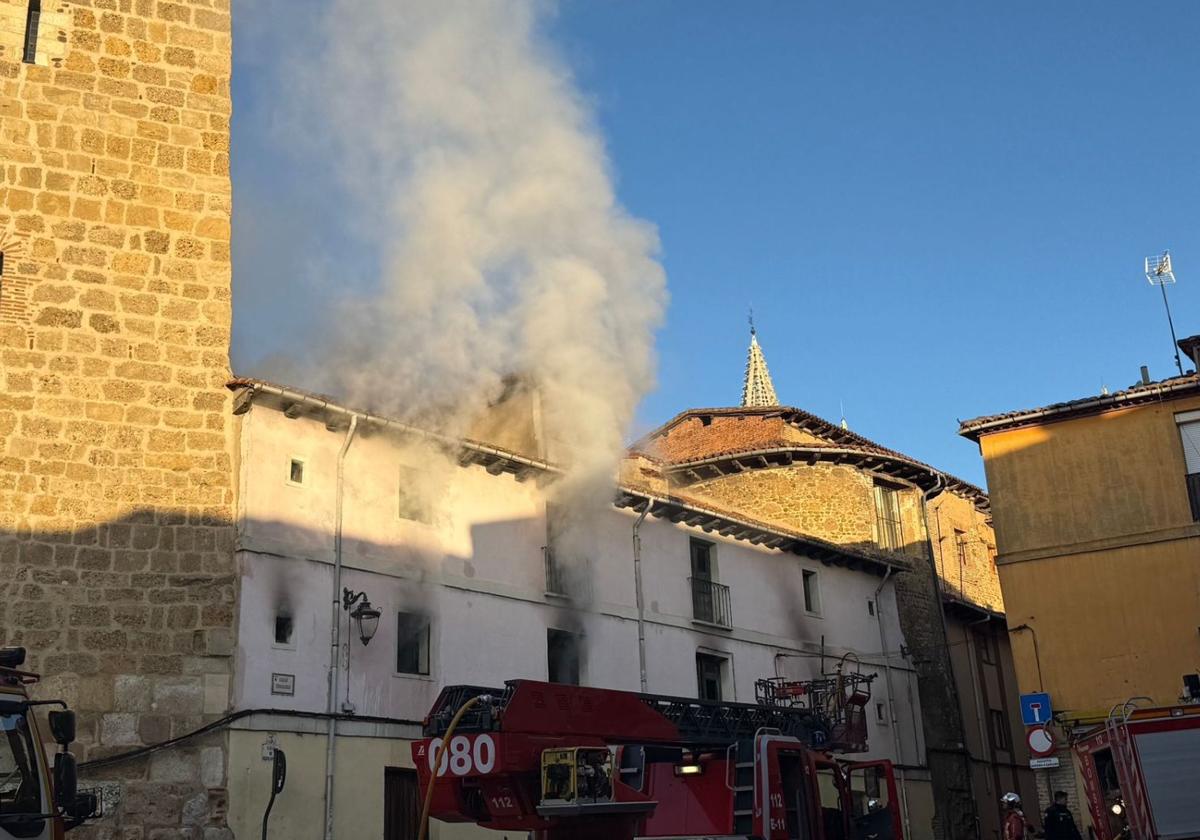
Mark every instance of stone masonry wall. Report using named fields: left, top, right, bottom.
left=0, top=1, right=235, bottom=837
left=685, top=463, right=880, bottom=547
left=928, top=491, right=1002, bottom=611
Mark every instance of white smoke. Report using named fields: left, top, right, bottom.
left=265, top=0, right=666, bottom=504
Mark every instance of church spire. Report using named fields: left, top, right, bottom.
left=741, top=314, right=780, bottom=407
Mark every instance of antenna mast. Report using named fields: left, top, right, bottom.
left=1145, top=251, right=1183, bottom=376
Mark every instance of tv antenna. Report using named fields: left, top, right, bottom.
left=1145, top=251, right=1183, bottom=376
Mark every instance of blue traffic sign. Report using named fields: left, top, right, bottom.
left=1020, top=692, right=1052, bottom=726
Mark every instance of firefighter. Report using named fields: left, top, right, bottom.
left=1043, top=791, right=1083, bottom=840
left=1002, top=792, right=1040, bottom=840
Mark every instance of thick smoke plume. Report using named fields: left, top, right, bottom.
left=265, top=0, right=667, bottom=507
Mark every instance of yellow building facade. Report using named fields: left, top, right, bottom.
left=960, top=354, right=1200, bottom=718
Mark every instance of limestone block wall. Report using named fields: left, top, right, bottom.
left=686, top=463, right=880, bottom=546
left=928, top=491, right=1002, bottom=611
left=0, top=1, right=235, bottom=837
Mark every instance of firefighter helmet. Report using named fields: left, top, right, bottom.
left=1001, top=792, right=1022, bottom=809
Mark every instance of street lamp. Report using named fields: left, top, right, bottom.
left=342, top=588, right=381, bottom=646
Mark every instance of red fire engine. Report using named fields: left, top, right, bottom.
left=412, top=670, right=903, bottom=840
left=1074, top=699, right=1200, bottom=840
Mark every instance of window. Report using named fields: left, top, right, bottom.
left=690, top=538, right=713, bottom=581
left=398, top=466, right=429, bottom=522
left=696, top=652, right=725, bottom=702
left=0, top=707, right=42, bottom=818
left=867, top=599, right=875, bottom=617
left=802, top=569, right=821, bottom=614
left=875, top=702, right=888, bottom=724
left=287, top=457, right=304, bottom=485
left=989, top=708, right=1011, bottom=752
left=975, top=628, right=997, bottom=665
left=1177, top=414, right=1200, bottom=521
left=396, top=612, right=430, bottom=676
left=954, top=529, right=969, bottom=567
left=547, top=629, right=581, bottom=685
left=873, top=481, right=904, bottom=551
left=23, top=0, right=41, bottom=64
left=544, top=503, right=567, bottom=595
left=689, top=538, right=731, bottom=626
left=273, top=614, right=293, bottom=646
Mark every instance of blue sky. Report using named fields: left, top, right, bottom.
left=231, top=2, right=1200, bottom=486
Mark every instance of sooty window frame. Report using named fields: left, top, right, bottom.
left=695, top=651, right=726, bottom=702
left=396, top=612, right=430, bottom=677
left=546, top=628, right=581, bottom=686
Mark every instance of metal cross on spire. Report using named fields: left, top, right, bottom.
left=741, top=315, right=779, bottom=407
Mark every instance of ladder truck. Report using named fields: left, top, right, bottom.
left=413, top=673, right=903, bottom=840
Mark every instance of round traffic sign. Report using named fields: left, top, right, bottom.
left=1027, top=725, right=1055, bottom=757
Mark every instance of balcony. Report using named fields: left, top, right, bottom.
left=543, top=546, right=567, bottom=596
left=690, top=577, right=732, bottom=628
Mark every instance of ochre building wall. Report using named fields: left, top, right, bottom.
left=0, top=0, right=235, bottom=836
left=979, top=396, right=1200, bottom=713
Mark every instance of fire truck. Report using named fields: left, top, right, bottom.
left=412, top=668, right=903, bottom=840
left=0, top=647, right=97, bottom=840
left=1074, top=699, right=1200, bottom=840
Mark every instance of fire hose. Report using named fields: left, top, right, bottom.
left=417, top=694, right=492, bottom=840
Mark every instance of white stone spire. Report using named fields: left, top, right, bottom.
left=741, top=321, right=779, bottom=407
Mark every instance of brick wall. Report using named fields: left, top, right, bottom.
left=0, top=1, right=235, bottom=837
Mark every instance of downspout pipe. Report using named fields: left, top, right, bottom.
left=324, top=414, right=358, bottom=840
left=632, top=502, right=651, bottom=693
left=873, top=567, right=911, bottom=840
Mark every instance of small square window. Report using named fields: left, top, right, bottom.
left=802, top=569, right=820, bottom=614
left=397, top=612, right=430, bottom=676
left=274, top=614, right=294, bottom=646
left=288, top=458, right=305, bottom=485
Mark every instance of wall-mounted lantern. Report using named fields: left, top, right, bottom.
left=342, top=588, right=381, bottom=646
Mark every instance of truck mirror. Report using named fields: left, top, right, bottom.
left=54, top=752, right=78, bottom=809
left=48, top=710, right=76, bottom=745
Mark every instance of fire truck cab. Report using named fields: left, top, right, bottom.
left=1074, top=700, right=1200, bottom=840
left=0, top=648, right=97, bottom=840
left=414, top=679, right=904, bottom=840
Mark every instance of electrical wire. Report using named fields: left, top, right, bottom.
left=79, top=708, right=421, bottom=771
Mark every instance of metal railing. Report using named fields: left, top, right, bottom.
left=690, top=577, right=731, bottom=628
left=543, top=546, right=567, bottom=596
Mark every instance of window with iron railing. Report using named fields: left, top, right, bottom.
left=873, top=481, right=904, bottom=551
left=542, top=546, right=567, bottom=596
left=690, top=577, right=732, bottom=628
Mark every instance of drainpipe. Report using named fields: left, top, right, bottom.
left=324, top=414, right=359, bottom=840
left=632, top=502, right=651, bottom=693
left=873, top=566, right=911, bottom=840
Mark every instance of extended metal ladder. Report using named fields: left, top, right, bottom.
left=1105, top=698, right=1153, bottom=840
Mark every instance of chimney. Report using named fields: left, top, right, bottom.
left=1140, top=366, right=1151, bottom=386
left=1177, top=335, right=1200, bottom=373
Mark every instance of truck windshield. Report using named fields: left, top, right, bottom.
left=0, top=711, right=41, bottom=817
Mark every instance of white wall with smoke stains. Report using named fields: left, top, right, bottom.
left=232, top=402, right=925, bottom=757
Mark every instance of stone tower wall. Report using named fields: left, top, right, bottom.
left=0, top=0, right=235, bottom=836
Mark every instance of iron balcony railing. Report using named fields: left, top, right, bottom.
left=690, top=577, right=732, bottom=628
left=543, top=546, right=567, bottom=596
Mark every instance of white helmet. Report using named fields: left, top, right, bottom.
left=1001, top=792, right=1022, bottom=809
